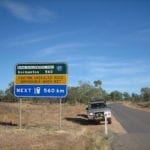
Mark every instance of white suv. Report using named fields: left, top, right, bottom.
left=86, top=100, right=112, bottom=124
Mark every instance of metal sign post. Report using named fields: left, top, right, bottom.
left=59, top=98, right=62, bottom=129
left=19, top=98, right=22, bottom=129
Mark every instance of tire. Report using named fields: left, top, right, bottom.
left=87, top=119, right=92, bottom=125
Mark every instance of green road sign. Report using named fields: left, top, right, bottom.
left=14, top=63, right=68, bottom=97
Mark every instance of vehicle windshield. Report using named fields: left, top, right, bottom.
left=90, top=103, right=106, bottom=109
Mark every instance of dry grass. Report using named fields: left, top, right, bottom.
left=123, top=101, right=150, bottom=112
left=0, top=102, right=124, bottom=150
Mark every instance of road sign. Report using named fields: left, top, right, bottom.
left=14, top=63, right=68, bottom=97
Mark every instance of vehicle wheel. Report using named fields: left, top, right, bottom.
left=107, top=118, right=112, bottom=124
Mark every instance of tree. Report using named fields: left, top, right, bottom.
left=141, top=87, right=150, bottom=101
left=0, top=90, right=5, bottom=101
left=110, top=91, right=123, bottom=101
left=123, top=92, right=130, bottom=100
left=66, top=80, right=106, bottom=104
left=78, top=81, right=92, bottom=91
left=131, top=93, right=140, bottom=102
left=66, top=87, right=80, bottom=104
left=93, top=80, right=102, bottom=88
left=4, top=82, right=17, bottom=101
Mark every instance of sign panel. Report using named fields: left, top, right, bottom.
left=14, top=63, right=68, bottom=98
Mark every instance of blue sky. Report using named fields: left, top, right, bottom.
left=0, top=0, right=150, bottom=94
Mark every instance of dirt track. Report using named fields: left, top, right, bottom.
left=0, top=102, right=124, bottom=150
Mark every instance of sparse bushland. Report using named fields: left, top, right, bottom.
left=0, top=81, right=149, bottom=105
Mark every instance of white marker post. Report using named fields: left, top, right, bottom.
left=59, top=98, right=62, bottom=129
left=104, top=113, right=108, bottom=137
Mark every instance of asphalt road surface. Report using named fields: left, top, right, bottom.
left=110, top=103, right=150, bottom=150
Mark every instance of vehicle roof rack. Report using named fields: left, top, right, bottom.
left=89, top=99, right=106, bottom=104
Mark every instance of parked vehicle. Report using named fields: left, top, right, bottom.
left=86, top=100, right=112, bottom=124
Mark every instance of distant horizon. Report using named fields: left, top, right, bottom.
left=0, top=0, right=150, bottom=94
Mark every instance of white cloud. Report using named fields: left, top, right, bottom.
left=36, top=43, right=87, bottom=58
left=88, top=60, right=150, bottom=76
left=7, top=32, right=65, bottom=47
left=1, top=30, right=81, bottom=48
left=2, top=1, right=57, bottom=23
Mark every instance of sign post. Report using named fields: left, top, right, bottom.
left=14, top=63, right=68, bottom=129
left=19, top=98, right=22, bottom=129
left=60, top=98, right=62, bottom=129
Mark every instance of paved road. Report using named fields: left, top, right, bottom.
left=110, top=103, right=150, bottom=150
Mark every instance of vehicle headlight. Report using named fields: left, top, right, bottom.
left=88, top=112, right=94, bottom=115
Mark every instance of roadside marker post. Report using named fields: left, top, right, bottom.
left=14, top=63, right=68, bottom=129
left=104, top=113, right=108, bottom=137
